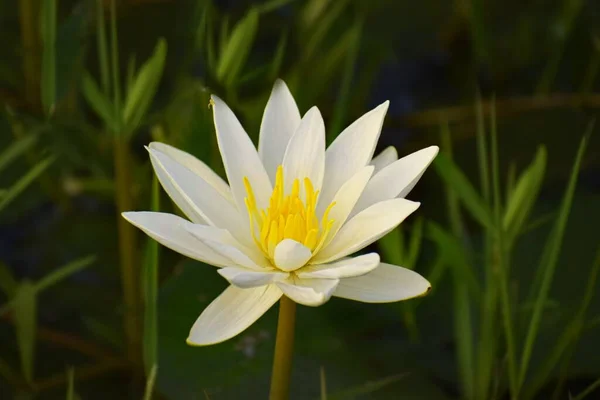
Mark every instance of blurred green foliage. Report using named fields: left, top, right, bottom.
left=0, top=0, right=599, bottom=399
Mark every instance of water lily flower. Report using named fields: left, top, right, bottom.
left=123, top=80, right=438, bottom=346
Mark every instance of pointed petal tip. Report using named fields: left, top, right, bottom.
left=273, top=78, right=287, bottom=89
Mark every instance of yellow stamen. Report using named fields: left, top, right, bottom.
left=243, top=165, right=336, bottom=264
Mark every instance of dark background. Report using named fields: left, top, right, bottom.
left=0, top=0, right=599, bottom=399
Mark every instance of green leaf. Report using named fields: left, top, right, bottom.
left=13, top=281, right=37, bottom=383
left=143, top=176, right=160, bottom=376
left=95, top=0, right=110, bottom=95
left=0, top=156, right=55, bottom=213
left=503, top=146, right=547, bottom=243
left=40, top=0, right=57, bottom=116
left=109, top=0, right=122, bottom=126
left=81, top=71, right=115, bottom=129
left=320, top=366, right=327, bottom=400
left=66, top=367, right=75, bottom=400
left=302, top=0, right=348, bottom=61
left=143, top=365, right=158, bottom=400
left=123, top=38, right=167, bottom=125
left=0, top=134, right=38, bottom=173
left=518, top=132, right=590, bottom=388
left=123, top=39, right=167, bottom=133
left=34, top=255, right=96, bottom=293
left=216, top=9, right=259, bottom=86
left=433, top=152, right=494, bottom=229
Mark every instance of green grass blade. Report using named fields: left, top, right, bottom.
left=406, top=217, right=424, bottom=268
left=0, top=134, right=38, bottom=173
left=328, top=373, right=407, bottom=400
left=571, top=376, right=600, bottom=400
left=428, top=222, right=476, bottom=399
left=219, top=15, right=230, bottom=58
left=40, top=0, right=57, bottom=116
left=123, top=39, right=167, bottom=132
left=546, top=247, right=600, bottom=400
left=490, top=100, right=518, bottom=397
left=378, top=226, right=404, bottom=265
left=96, top=0, right=110, bottom=95
left=506, top=160, right=517, bottom=205
left=110, top=0, right=121, bottom=131
left=433, top=152, right=494, bottom=230
left=126, top=54, right=137, bottom=96
left=13, top=281, right=37, bottom=383
left=518, top=131, right=590, bottom=389
left=143, top=176, right=160, bottom=376
left=66, top=367, right=75, bottom=400
left=216, top=9, right=259, bottom=86
left=269, top=30, right=288, bottom=81
left=503, top=146, right=547, bottom=245
left=303, top=0, right=347, bottom=61
left=143, top=364, right=158, bottom=400
left=34, top=255, right=96, bottom=293
left=320, top=366, right=327, bottom=400
left=81, top=71, right=115, bottom=129
left=474, top=91, right=490, bottom=202
left=0, top=156, right=55, bottom=213
left=257, top=0, right=299, bottom=13
left=536, top=0, right=583, bottom=95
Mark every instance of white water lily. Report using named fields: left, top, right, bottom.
left=123, top=80, right=438, bottom=346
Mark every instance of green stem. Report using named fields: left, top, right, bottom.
left=114, top=137, right=140, bottom=366
left=19, top=0, right=40, bottom=109
left=269, top=296, right=296, bottom=400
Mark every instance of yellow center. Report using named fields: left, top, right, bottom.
left=244, top=166, right=336, bottom=262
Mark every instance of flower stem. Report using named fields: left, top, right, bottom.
left=114, top=137, right=141, bottom=367
left=269, top=296, right=296, bottom=400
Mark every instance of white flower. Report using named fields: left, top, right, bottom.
left=123, top=80, right=438, bottom=346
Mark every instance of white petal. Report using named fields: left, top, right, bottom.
left=187, top=284, right=282, bottom=346
left=352, top=146, right=438, bottom=217
left=317, top=101, right=389, bottom=215
left=274, top=239, right=312, bottom=272
left=149, top=142, right=233, bottom=204
left=282, top=106, right=325, bottom=193
left=313, top=198, right=420, bottom=264
left=276, top=277, right=339, bottom=307
left=149, top=148, right=248, bottom=245
left=297, top=253, right=380, bottom=279
left=325, top=166, right=374, bottom=240
left=212, top=95, right=273, bottom=212
left=218, top=267, right=288, bottom=288
left=185, top=224, right=268, bottom=270
left=122, top=212, right=229, bottom=267
left=258, top=80, right=301, bottom=183
left=370, top=146, right=398, bottom=173
left=333, top=263, right=431, bottom=303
